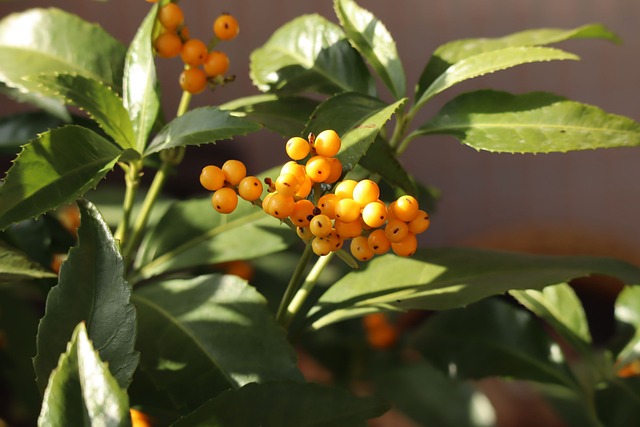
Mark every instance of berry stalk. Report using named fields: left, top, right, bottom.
left=276, top=243, right=314, bottom=327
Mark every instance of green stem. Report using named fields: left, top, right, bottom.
left=282, top=251, right=334, bottom=329
left=114, top=161, right=142, bottom=245
left=276, top=244, right=314, bottom=327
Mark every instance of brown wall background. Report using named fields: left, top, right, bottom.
left=1, top=0, right=639, bottom=259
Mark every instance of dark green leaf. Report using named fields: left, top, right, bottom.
left=411, top=298, right=576, bottom=387
left=0, top=8, right=126, bottom=93
left=613, top=286, right=640, bottom=366
left=334, top=0, right=406, bottom=99
left=415, top=46, right=577, bottom=108
left=416, top=24, right=620, bottom=101
left=27, top=73, right=136, bottom=151
left=376, top=362, right=496, bottom=427
left=123, top=3, right=161, bottom=153
left=0, top=111, right=65, bottom=155
left=358, top=136, right=417, bottom=195
left=34, top=200, right=139, bottom=393
left=0, top=126, right=122, bottom=230
left=132, top=275, right=303, bottom=413
left=38, top=322, right=131, bottom=427
left=303, top=92, right=406, bottom=172
left=413, top=90, right=640, bottom=153
left=171, top=381, right=388, bottom=427
left=144, top=107, right=261, bottom=156
left=595, top=377, right=640, bottom=427
left=0, top=240, right=56, bottom=282
left=307, top=248, right=640, bottom=330
left=533, top=383, right=600, bottom=427
left=250, top=14, right=375, bottom=96
left=133, top=198, right=296, bottom=281
left=221, top=94, right=320, bottom=136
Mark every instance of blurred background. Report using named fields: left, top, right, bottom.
left=1, top=0, right=639, bottom=260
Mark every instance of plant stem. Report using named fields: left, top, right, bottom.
left=282, top=251, right=334, bottom=329
left=114, top=161, right=142, bottom=245
left=276, top=244, right=314, bottom=327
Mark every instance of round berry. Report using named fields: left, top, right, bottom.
left=361, top=201, right=387, bottom=228
left=203, top=50, right=230, bottom=77
left=200, top=165, right=225, bottom=191
left=275, top=173, right=301, bottom=197
left=318, top=193, right=339, bottom=219
left=295, top=175, right=313, bottom=198
left=289, top=199, right=315, bottom=227
left=153, top=31, right=182, bottom=58
left=280, top=161, right=306, bottom=184
left=334, top=219, right=362, bottom=239
left=211, top=187, right=238, bottom=214
left=393, top=195, right=419, bottom=222
left=353, top=179, right=380, bottom=207
left=309, top=214, right=332, bottom=238
left=314, top=129, right=341, bottom=157
left=334, top=198, right=361, bottom=223
left=213, top=13, right=239, bottom=41
left=179, top=68, right=208, bottom=94
left=391, top=233, right=418, bottom=257
left=368, top=229, right=391, bottom=255
left=408, top=210, right=430, bottom=234
left=159, top=3, right=184, bottom=30
left=297, top=226, right=314, bottom=241
left=237, top=176, right=263, bottom=201
left=311, top=236, right=332, bottom=256
left=285, top=137, right=311, bottom=160
left=350, top=236, right=374, bottom=261
left=266, top=193, right=295, bottom=219
left=305, top=156, right=331, bottom=183
left=385, top=219, right=409, bottom=243
left=222, top=159, right=246, bottom=185
left=181, top=38, right=208, bottom=66
left=334, top=179, right=358, bottom=199
left=325, top=231, right=344, bottom=251
left=324, top=157, right=343, bottom=184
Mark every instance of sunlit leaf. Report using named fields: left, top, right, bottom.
left=413, top=90, right=640, bottom=153
left=613, top=286, right=640, bottom=367
left=0, top=240, right=56, bottom=282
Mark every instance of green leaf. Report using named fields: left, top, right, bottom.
left=613, top=286, right=640, bottom=366
left=134, top=197, right=297, bottom=281
left=358, top=136, right=417, bottom=196
left=306, top=247, right=640, bottom=330
left=334, top=0, right=406, bottom=99
left=413, top=90, right=640, bottom=153
left=123, top=3, right=161, bottom=153
left=132, top=275, right=304, bottom=413
left=510, top=284, right=592, bottom=350
left=0, top=126, right=122, bottom=230
left=38, top=322, right=131, bottom=427
left=0, top=240, right=56, bottom=282
left=171, top=381, right=388, bottom=427
left=411, top=298, right=576, bottom=387
left=595, top=377, right=640, bottom=427
left=376, top=362, right=496, bottom=427
left=415, top=46, right=578, bottom=109
left=144, top=107, right=262, bottom=156
left=416, top=24, right=620, bottom=100
left=0, top=80, right=70, bottom=120
left=303, top=92, right=406, bottom=172
left=27, top=73, right=136, bottom=151
left=0, top=8, right=126, bottom=94
left=221, top=94, right=320, bottom=136
left=34, top=199, right=139, bottom=393
left=250, top=14, right=375, bottom=96
left=533, top=383, right=600, bottom=427
left=0, top=111, right=65, bottom=155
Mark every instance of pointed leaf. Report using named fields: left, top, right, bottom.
left=358, top=136, right=417, bottom=196
left=221, top=94, right=320, bottom=136
left=307, top=248, right=640, bottom=330
left=613, top=286, right=640, bottom=366
left=34, top=200, right=139, bottom=393
left=416, top=24, right=620, bottom=100
left=303, top=92, right=406, bottom=172
left=376, top=362, right=496, bottom=427
left=510, top=284, right=592, bottom=352
left=335, top=0, right=406, bottom=99
left=414, top=90, right=640, bottom=153
left=0, top=111, right=65, bottom=155
left=123, top=3, right=161, bottom=152
left=27, top=73, right=136, bottom=151
left=171, top=382, right=388, bottom=427
left=415, top=46, right=578, bottom=109
left=144, top=107, right=261, bottom=156
left=134, top=198, right=296, bottom=280
left=132, top=275, right=303, bottom=413
left=0, top=240, right=56, bottom=282
left=0, top=8, right=126, bottom=94
left=38, top=322, right=131, bottom=427
left=250, top=14, right=375, bottom=96
left=0, top=126, right=122, bottom=230
left=411, top=298, right=576, bottom=386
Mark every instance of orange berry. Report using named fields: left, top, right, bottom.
left=203, top=50, right=230, bottom=77
left=179, top=68, right=208, bottom=94
left=334, top=198, right=361, bottom=223
left=361, top=201, right=387, bottom=228
left=305, top=156, right=331, bottom=183
left=350, top=235, right=374, bottom=261
left=285, top=137, right=311, bottom=160
left=352, top=179, right=380, bottom=207
left=385, top=219, right=409, bottom=243
left=222, top=159, right=247, bottom=185
left=391, top=233, right=418, bottom=257
left=289, top=199, right=315, bottom=227
left=314, top=129, right=341, bottom=157
left=368, top=229, right=391, bottom=255
left=393, top=195, right=420, bottom=222
left=181, top=38, right=208, bottom=66
left=324, top=157, right=343, bottom=184
left=334, top=179, right=358, bottom=199
left=153, top=31, right=182, bottom=58
left=211, top=187, right=238, bottom=214
left=237, top=176, right=263, bottom=201
left=367, top=324, right=398, bottom=349
left=200, top=165, right=225, bottom=191
left=408, top=210, right=430, bottom=234
left=130, top=409, right=154, bottom=427
left=213, top=13, right=239, bottom=41
left=158, top=3, right=184, bottom=30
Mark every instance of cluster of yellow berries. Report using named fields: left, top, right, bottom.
left=199, top=130, right=430, bottom=261
left=150, top=1, right=238, bottom=94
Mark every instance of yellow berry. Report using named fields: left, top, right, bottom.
left=285, top=137, right=311, bottom=160
left=312, top=236, right=333, bottom=256
left=222, top=159, right=246, bottom=185
left=297, top=226, right=314, bottom=241
left=309, top=214, right=333, bottom=237
left=408, top=210, right=430, bottom=234
left=324, top=157, right=343, bottom=184
left=318, top=193, right=339, bottom=219
left=305, top=156, right=332, bottom=183
left=368, top=229, right=391, bottom=255
left=211, top=187, right=238, bottom=214
left=275, top=173, right=301, bottom=197
left=334, top=198, right=361, bottom=223
left=199, top=165, right=225, bottom=191
left=352, top=179, right=380, bottom=207
left=391, top=233, right=418, bottom=257
left=361, top=201, right=387, bottom=228
left=314, top=129, right=341, bottom=157
left=334, top=219, right=362, bottom=239
left=334, top=179, right=358, bottom=199
left=385, top=219, right=409, bottom=243
left=350, top=236, right=375, bottom=261
left=393, top=195, right=419, bottom=222
left=289, top=199, right=315, bottom=227
left=237, top=176, right=263, bottom=201
left=266, top=193, right=295, bottom=219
